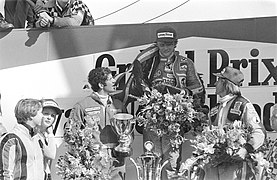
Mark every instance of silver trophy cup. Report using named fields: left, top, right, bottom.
left=110, top=113, right=135, bottom=154
left=130, top=141, right=169, bottom=180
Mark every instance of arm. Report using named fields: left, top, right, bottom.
left=26, top=7, right=35, bottom=28
left=0, top=136, right=17, bottom=179
left=36, top=10, right=84, bottom=28
left=235, top=103, right=265, bottom=159
left=33, top=0, right=46, bottom=13
left=184, top=58, right=206, bottom=108
left=243, top=103, right=266, bottom=151
left=185, top=58, right=203, bottom=96
left=40, top=127, right=56, bottom=160
left=50, top=10, right=84, bottom=27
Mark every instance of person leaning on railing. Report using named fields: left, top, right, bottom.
left=34, top=0, right=94, bottom=28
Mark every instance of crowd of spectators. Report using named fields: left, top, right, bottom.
left=0, top=0, right=94, bottom=31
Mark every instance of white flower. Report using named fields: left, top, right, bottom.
left=179, top=156, right=198, bottom=173
left=253, top=152, right=270, bottom=167
left=169, top=150, right=180, bottom=169
left=135, top=88, right=198, bottom=150
left=233, top=120, right=242, bottom=129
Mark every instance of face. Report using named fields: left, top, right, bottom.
left=157, top=41, right=176, bottom=58
left=32, top=108, right=44, bottom=127
left=102, top=73, right=116, bottom=94
left=41, top=107, right=57, bottom=129
left=215, top=78, right=226, bottom=97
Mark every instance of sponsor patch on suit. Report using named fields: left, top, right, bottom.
left=230, top=101, right=242, bottom=116
left=179, top=62, right=187, bottom=71
left=85, top=107, right=101, bottom=116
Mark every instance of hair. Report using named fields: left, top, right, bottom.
left=221, top=78, right=241, bottom=96
left=14, top=98, right=42, bottom=124
left=88, top=67, right=112, bottom=92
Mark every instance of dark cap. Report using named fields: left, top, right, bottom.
left=213, top=66, right=244, bottom=86
left=42, top=99, right=62, bottom=115
left=156, top=26, right=177, bottom=42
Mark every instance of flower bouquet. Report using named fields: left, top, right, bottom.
left=177, top=120, right=270, bottom=179
left=56, top=115, right=115, bottom=180
left=136, top=88, right=207, bottom=150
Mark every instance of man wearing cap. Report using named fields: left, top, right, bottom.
left=36, top=99, right=62, bottom=180
left=115, top=26, right=205, bottom=107
left=138, top=26, right=203, bottom=96
left=204, top=66, right=266, bottom=180
left=123, top=26, right=205, bottom=180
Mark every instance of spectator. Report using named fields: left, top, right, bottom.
left=36, top=99, right=62, bottom=180
left=0, top=98, right=44, bottom=179
left=261, top=103, right=277, bottom=179
left=204, top=66, right=266, bottom=179
left=35, top=0, right=94, bottom=28
left=68, top=67, right=128, bottom=180
left=4, top=0, right=36, bottom=28
left=132, top=26, right=205, bottom=179
left=0, top=12, right=14, bottom=30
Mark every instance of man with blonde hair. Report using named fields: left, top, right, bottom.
left=205, top=66, right=266, bottom=180
left=0, top=98, right=44, bottom=180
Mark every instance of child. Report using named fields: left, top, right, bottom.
left=36, top=99, right=62, bottom=180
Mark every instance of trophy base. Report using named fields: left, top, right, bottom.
left=114, top=147, right=133, bottom=157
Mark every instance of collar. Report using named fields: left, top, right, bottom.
left=91, top=92, right=113, bottom=106
left=159, top=51, right=175, bottom=61
left=55, top=0, right=71, bottom=12
left=218, top=94, right=236, bottom=106
left=20, top=123, right=36, bottom=137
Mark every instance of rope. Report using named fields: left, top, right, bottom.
left=94, top=0, right=140, bottom=22
left=142, top=0, right=191, bottom=24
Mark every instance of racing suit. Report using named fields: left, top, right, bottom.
left=69, top=92, right=127, bottom=180
left=205, top=94, right=266, bottom=180
left=137, top=45, right=204, bottom=179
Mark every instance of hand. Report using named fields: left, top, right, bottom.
left=234, top=147, right=247, bottom=160
left=39, top=18, right=50, bottom=27
left=46, top=125, right=54, bottom=135
left=39, top=12, right=52, bottom=21
left=38, top=12, right=54, bottom=27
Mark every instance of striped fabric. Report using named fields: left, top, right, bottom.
left=0, top=133, right=27, bottom=179
left=48, top=0, right=94, bottom=25
left=0, top=124, right=44, bottom=180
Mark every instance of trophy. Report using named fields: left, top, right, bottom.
left=110, top=113, right=135, bottom=155
left=130, top=141, right=169, bottom=180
